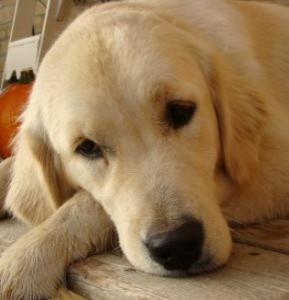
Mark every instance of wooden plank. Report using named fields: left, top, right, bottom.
left=233, top=219, right=289, bottom=255
left=1, top=219, right=289, bottom=300
left=68, top=245, right=289, bottom=300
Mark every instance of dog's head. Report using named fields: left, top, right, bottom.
left=9, top=3, right=268, bottom=276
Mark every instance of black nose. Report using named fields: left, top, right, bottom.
left=146, top=219, right=204, bottom=271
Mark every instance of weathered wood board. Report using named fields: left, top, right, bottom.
left=233, top=219, right=289, bottom=255
left=68, top=244, right=289, bottom=300
left=0, top=218, right=289, bottom=300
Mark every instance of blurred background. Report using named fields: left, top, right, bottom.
left=0, top=0, right=113, bottom=85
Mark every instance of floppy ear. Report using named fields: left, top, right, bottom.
left=5, top=126, right=74, bottom=225
left=207, top=53, right=269, bottom=186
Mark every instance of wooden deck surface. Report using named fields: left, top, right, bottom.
left=0, top=218, right=289, bottom=300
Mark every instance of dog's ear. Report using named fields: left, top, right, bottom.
left=206, top=53, right=269, bottom=186
left=5, top=126, right=74, bottom=225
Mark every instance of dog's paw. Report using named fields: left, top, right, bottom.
left=0, top=239, right=63, bottom=300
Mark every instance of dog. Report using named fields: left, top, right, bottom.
left=0, top=0, right=289, bottom=298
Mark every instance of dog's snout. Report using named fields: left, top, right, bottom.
left=146, top=219, right=204, bottom=271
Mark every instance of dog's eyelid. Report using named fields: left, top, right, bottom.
left=167, top=99, right=196, bottom=106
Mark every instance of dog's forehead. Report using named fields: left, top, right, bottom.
left=36, top=5, right=208, bottom=149
left=42, top=20, right=164, bottom=106
left=40, top=4, right=205, bottom=103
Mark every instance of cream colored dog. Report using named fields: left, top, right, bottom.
left=1, top=0, right=289, bottom=298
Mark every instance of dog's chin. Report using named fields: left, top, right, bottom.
left=187, top=257, right=221, bottom=276
left=160, top=255, right=222, bottom=277
left=118, top=220, right=232, bottom=277
left=125, top=255, right=222, bottom=277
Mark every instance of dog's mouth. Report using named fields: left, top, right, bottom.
left=154, top=255, right=219, bottom=277
left=114, top=217, right=228, bottom=277
left=120, top=253, right=220, bottom=277
left=188, top=257, right=219, bottom=275
left=109, top=208, right=232, bottom=277
left=112, top=234, right=224, bottom=277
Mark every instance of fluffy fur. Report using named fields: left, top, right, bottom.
left=0, top=0, right=289, bottom=298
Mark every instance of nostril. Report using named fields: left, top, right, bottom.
left=156, top=251, right=172, bottom=260
left=145, top=218, right=204, bottom=271
left=156, top=251, right=172, bottom=259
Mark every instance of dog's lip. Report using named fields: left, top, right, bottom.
left=188, top=256, right=219, bottom=275
left=114, top=243, right=219, bottom=277
left=154, top=256, right=219, bottom=278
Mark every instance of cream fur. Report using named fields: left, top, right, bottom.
left=0, top=0, right=289, bottom=298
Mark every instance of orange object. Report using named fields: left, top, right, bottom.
left=0, top=70, right=34, bottom=158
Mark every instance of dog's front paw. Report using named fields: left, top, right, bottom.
left=0, top=238, right=63, bottom=300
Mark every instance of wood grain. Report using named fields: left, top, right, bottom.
left=233, top=219, right=289, bottom=255
left=1, top=218, right=289, bottom=300
left=67, top=245, right=289, bottom=300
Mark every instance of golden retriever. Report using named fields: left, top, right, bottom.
left=0, top=0, right=289, bottom=298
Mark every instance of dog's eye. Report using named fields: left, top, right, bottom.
left=76, top=140, right=103, bottom=159
left=165, top=101, right=197, bottom=129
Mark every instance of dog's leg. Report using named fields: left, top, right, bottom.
left=0, top=158, right=13, bottom=217
left=0, top=190, right=114, bottom=300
